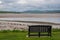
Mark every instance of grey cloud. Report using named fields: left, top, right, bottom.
left=0, top=0, right=60, bottom=12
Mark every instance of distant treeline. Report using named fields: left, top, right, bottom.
left=0, top=11, right=21, bottom=13
left=0, top=10, right=60, bottom=13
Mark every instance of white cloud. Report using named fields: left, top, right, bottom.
left=0, top=1, right=2, bottom=4
left=17, top=0, right=28, bottom=4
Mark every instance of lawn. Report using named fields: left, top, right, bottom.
left=0, top=30, right=60, bottom=40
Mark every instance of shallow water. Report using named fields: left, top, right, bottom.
left=0, top=17, right=60, bottom=23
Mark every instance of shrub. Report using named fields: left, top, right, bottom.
left=12, top=30, right=20, bottom=32
left=52, top=28, right=60, bottom=32
left=0, top=30, right=11, bottom=33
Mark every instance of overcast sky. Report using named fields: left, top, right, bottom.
left=0, top=0, right=60, bottom=12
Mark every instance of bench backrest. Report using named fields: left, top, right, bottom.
left=29, top=25, right=51, bottom=32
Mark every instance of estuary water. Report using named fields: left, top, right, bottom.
left=0, top=17, right=60, bottom=23
left=0, top=13, right=60, bottom=24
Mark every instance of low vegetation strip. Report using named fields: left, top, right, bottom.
left=0, top=29, right=60, bottom=40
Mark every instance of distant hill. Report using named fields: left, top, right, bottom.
left=23, top=10, right=60, bottom=13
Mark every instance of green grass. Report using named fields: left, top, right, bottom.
left=0, top=29, right=60, bottom=40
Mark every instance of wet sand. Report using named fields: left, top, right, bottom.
left=0, top=13, right=60, bottom=18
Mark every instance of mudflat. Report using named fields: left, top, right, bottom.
left=0, top=13, right=60, bottom=18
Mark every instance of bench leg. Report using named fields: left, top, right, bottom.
left=38, top=32, right=40, bottom=37
left=28, top=31, right=30, bottom=37
left=48, top=32, right=51, bottom=37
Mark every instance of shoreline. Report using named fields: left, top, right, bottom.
left=0, top=20, right=60, bottom=31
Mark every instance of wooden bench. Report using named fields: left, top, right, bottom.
left=28, top=25, right=52, bottom=37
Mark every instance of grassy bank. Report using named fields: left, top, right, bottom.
left=0, top=29, right=60, bottom=40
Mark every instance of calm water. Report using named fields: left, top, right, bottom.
left=0, top=18, right=60, bottom=23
